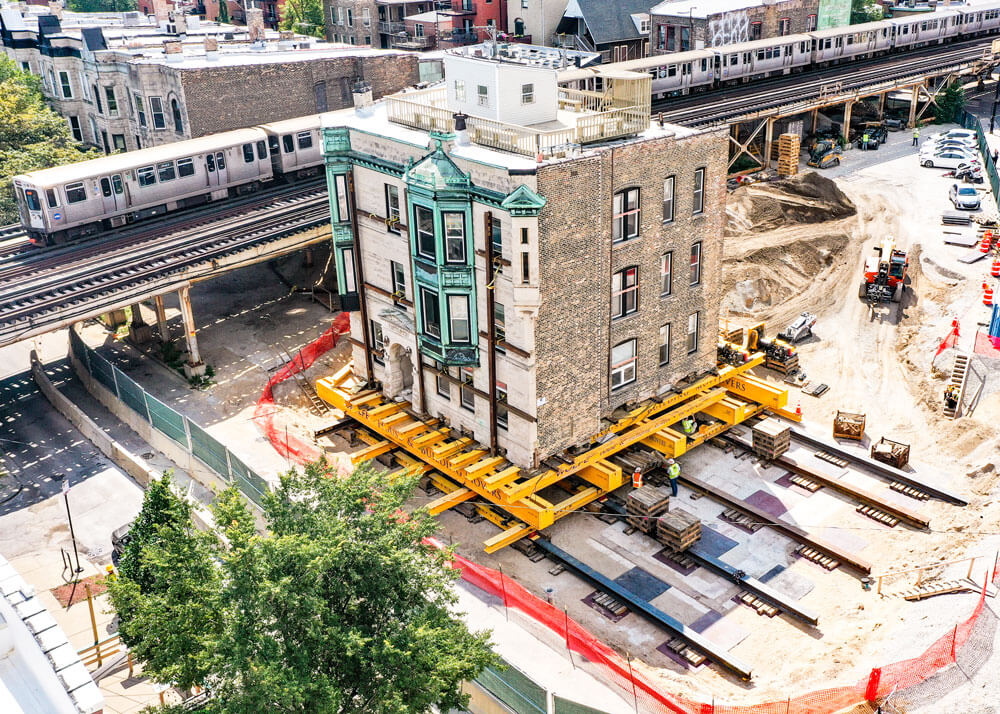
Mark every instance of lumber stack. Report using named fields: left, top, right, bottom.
left=833, top=410, right=865, bottom=441
left=626, top=485, right=671, bottom=534
left=777, top=133, right=800, bottom=177
left=751, top=418, right=790, bottom=460
left=871, top=437, right=910, bottom=469
left=656, top=508, right=701, bottom=551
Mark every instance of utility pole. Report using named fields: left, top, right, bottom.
left=62, top=479, right=83, bottom=575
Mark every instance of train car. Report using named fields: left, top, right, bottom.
left=809, top=20, right=892, bottom=64
left=715, top=36, right=812, bottom=83
left=258, top=115, right=324, bottom=178
left=558, top=50, right=716, bottom=98
left=889, top=10, right=959, bottom=50
left=13, top=127, right=271, bottom=245
left=957, top=1, right=1000, bottom=35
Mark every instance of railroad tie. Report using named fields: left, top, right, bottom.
left=889, top=481, right=931, bottom=501
left=814, top=450, right=849, bottom=468
left=738, top=591, right=780, bottom=618
left=795, top=544, right=840, bottom=570
left=788, top=473, right=823, bottom=492
left=856, top=505, right=900, bottom=528
left=665, top=638, right=707, bottom=667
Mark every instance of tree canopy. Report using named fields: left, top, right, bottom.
left=934, top=80, right=967, bottom=124
left=851, top=0, right=883, bottom=24
left=109, top=461, right=497, bottom=714
left=279, top=0, right=326, bottom=39
left=66, top=0, right=137, bottom=12
left=0, top=56, right=100, bottom=225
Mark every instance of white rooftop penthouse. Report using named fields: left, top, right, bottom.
left=385, top=42, right=652, bottom=157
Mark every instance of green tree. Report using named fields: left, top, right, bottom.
left=0, top=56, right=100, bottom=225
left=279, top=0, right=326, bottom=39
left=851, top=0, right=883, bottom=24
left=115, top=461, right=498, bottom=713
left=934, top=80, right=967, bottom=124
left=66, top=0, right=137, bottom=12
left=217, top=0, right=229, bottom=25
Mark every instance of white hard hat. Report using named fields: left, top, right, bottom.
left=667, top=459, right=675, bottom=465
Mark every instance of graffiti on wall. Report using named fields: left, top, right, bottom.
left=817, top=0, right=851, bottom=29
left=708, top=10, right=750, bottom=46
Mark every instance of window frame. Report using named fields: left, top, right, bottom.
left=65, top=182, right=87, bottom=204
left=134, top=93, right=146, bottom=128
left=177, top=158, right=196, bottom=177
left=659, top=323, right=671, bottom=366
left=371, top=320, right=385, bottom=364
left=612, top=266, right=639, bottom=319
left=443, top=211, right=466, bottom=264
left=149, top=96, right=166, bottom=129
left=455, top=79, right=466, bottom=102
left=297, top=131, right=313, bottom=150
left=496, top=381, right=508, bottom=430
left=385, top=184, right=401, bottom=233
left=689, top=242, right=702, bottom=287
left=662, top=175, right=675, bottom=223
left=391, top=260, right=406, bottom=301
left=242, top=143, right=255, bottom=163
left=613, top=187, right=640, bottom=242
left=661, top=252, right=673, bottom=296
left=448, top=294, right=471, bottom=343
left=477, top=84, right=489, bottom=107
left=341, top=247, right=358, bottom=292
left=68, top=115, right=83, bottom=142
left=136, top=166, right=156, bottom=187
left=610, top=339, right=637, bottom=391
left=58, top=71, right=72, bottom=98
left=415, top=205, right=436, bottom=260
left=687, top=311, right=699, bottom=354
left=435, top=362, right=450, bottom=399
left=521, top=83, right=534, bottom=104
left=334, top=174, right=349, bottom=223
left=420, top=286, right=441, bottom=338
left=693, top=167, right=705, bottom=215
left=460, top=367, right=475, bottom=411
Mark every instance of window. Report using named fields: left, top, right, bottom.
left=661, top=252, right=672, bottom=296
left=297, top=131, right=313, bottom=150
left=613, top=187, right=640, bottom=242
left=215, top=151, right=226, bottom=170
left=693, top=167, right=705, bottom=215
left=105, top=87, right=118, bottom=117
left=137, top=166, right=156, bottom=187
left=611, top=339, right=637, bottom=390
left=112, top=175, right=123, bottom=194
left=444, top=212, right=465, bottom=263
left=94, top=86, right=103, bottom=113
left=662, top=175, right=674, bottom=223
left=243, top=143, right=255, bottom=163
left=520, top=252, right=530, bottom=284
left=779, top=17, right=790, bottom=35
left=385, top=184, right=401, bottom=232
left=47, top=69, right=56, bottom=95
left=521, top=83, right=534, bottom=104
left=45, top=188, right=58, bottom=208
left=341, top=248, right=358, bottom=292
left=435, top=362, right=450, bottom=399
left=477, top=85, right=489, bottom=107
left=683, top=312, right=700, bottom=356
left=496, top=381, right=508, bottom=430
left=690, top=242, right=702, bottom=286
left=65, top=182, right=87, bottom=203
left=337, top=6, right=343, bottom=24
left=177, top=158, right=195, bottom=177
left=59, top=71, right=72, bottom=98
left=420, top=287, right=441, bottom=338
left=257, top=140, right=267, bottom=160
left=134, top=94, right=146, bottom=127
left=334, top=174, right=349, bottom=222
left=448, top=294, right=470, bottom=342
left=171, top=98, right=183, bottom=132
left=750, top=21, right=762, bottom=40
left=282, top=134, right=294, bottom=153
left=24, top=189, right=41, bottom=211
left=415, top=206, right=435, bottom=260
left=659, top=324, right=670, bottom=366
left=364, top=36, right=371, bottom=45
left=612, top=266, right=639, bottom=319
left=157, top=161, right=176, bottom=182
left=362, top=6, right=370, bottom=25
left=112, top=134, right=126, bottom=152
left=495, top=302, right=506, bottom=353
left=371, top=320, right=384, bottom=364
left=807, top=14, right=817, bottom=31
left=490, top=216, right=502, bottom=258
left=21, top=61, right=29, bottom=73
left=150, top=96, right=165, bottom=129
left=391, top=260, right=406, bottom=300
left=460, top=367, right=475, bottom=411
left=68, top=116, right=82, bottom=142
left=454, top=79, right=466, bottom=102
left=347, top=8, right=354, bottom=26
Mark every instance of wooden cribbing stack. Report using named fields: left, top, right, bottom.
left=626, top=485, right=671, bottom=534
left=751, top=418, right=790, bottom=460
left=656, top=508, right=702, bottom=551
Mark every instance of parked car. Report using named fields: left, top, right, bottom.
left=930, top=128, right=978, bottom=143
left=110, top=520, right=134, bottom=566
left=920, top=149, right=980, bottom=168
left=949, top=183, right=981, bottom=209
left=924, top=136, right=977, bottom=150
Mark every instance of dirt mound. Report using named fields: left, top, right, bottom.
left=726, top=172, right=856, bottom=235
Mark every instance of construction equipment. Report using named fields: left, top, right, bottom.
left=719, top=322, right=799, bottom=375
left=871, top=437, right=910, bottom=469
left=806, top=140, right=842, bottom=169
left=833, top=410, right=866, bottom=441
left=781, top=312, right=816, bottom=343
left=855, top=122, right=888, bottom=150
left=859, top=237, right=908, bottom=304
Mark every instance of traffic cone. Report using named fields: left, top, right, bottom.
left=795, top=402, right=802, bottom=416
left=992, top=259, right=1000, bottom=278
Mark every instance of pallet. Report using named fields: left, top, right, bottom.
left=890, top=481, right=931, bottom=501
left=512, top=538, right=547, bottom=562
left=664, top=637, right=708, bottom=666
left=788, top=473, right=822, bottom=492
left=814, top=450, right=848, bottom=468
left=626, top=485, right=672, bottom=534
left=857, top=504, right=900, bottom=527
left=942, top=211, right=972, bottom=226
left=660, top=549, right=697, bottom=570
left=656, top=508, right=701, bottom=551
left=795, top=544, right=840, bottom=570
left=721, top=507, right=763, bottom=532
left=738, top=591, right=780, bottom=618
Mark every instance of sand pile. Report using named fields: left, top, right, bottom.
left=726, top=172, right=856, bottom=235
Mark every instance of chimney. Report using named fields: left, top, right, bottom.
left=48, top=1, right=63, bottom=20
left=152, top=0, right=170, bottom=24
left=454, top=113, right=470, bottom=146
left=164, top=39, right=183, bottom=60
left=204, top=34, right=218, bottom=58
left=246, top=8, right=265, bottom=44
left=352, top=80, right=373, bottom=117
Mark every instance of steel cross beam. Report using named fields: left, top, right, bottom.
left=728, top=118, right=770, bottom=171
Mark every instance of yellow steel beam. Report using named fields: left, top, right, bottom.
left=482, top=466, right=522, bottom=489
left=449, top=450, right=487, bottom=469
left=724, top=374, right=788, bottom=410
left=427, top=487, right=475, bottom=515
left=351, top=439, right=394, bottom=464
left=768, top=406, right=803, bottom=423
left=484, top=523, right=535, bottom=554
left=432, top=438, right=473, bottom=459
left=466, top=456, right=507, bottom=478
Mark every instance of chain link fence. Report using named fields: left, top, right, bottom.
left=70, top=328, right=268, bottom=507
left=963, top=111, right=1000, bottom=206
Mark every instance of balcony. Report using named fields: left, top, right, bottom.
left=378, top=20, right=405, bottom=34
left=439, top=29, right=479, bottom=44
left=384, top=80, right=652, bottom=158
left=445, top=0, right=476, bottom=13
left=391, top=34, right=435, bottom=49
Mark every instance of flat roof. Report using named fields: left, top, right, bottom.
left=126, top=45, right=410, bottom=69
left=650, top=0, right=763, bottom=19
left=447, top=41, right=600, bottom=69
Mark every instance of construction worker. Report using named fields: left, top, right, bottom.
left=912, top=125, right=920, bottom=147
left=681, top=415, right=697, bottom=438
left=944, top=384, right=960, bottom=410
left=861, top=131, right=870, bottom=150
left=666, top=458, right=680, bottom=497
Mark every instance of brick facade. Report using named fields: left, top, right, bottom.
left=178, top=54, right=420, bottom=137
left=652, top=0, right=820, bottom=52
left=323, top=0, right=379, bottom=45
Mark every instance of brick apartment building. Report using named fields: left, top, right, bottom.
left=320, top=43, right=726, bottom=468
left=323, top=0, right=507, bottom=49
left=0, top=5, right=419, bottom=153
left=650, top=0, right=820, bottom=52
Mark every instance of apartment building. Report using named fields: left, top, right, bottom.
left=0, top=5, right=420, bottom=153
left=321, top=42, right=726, bottom=468
left=649, top=0, right=821, bottom=52
left=323, top=0, right=508, bottom=49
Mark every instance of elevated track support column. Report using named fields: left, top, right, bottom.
left=177, top=285, right=206, bottom=378
left=762, top=118, right=775, bottom=170
left=154, top=295, right=170, bottom=343
left=909, top=84, right=920, bottom=126
left=843, top=100, right=855, bottom=141
left=129, top=302, right=153, bottom=344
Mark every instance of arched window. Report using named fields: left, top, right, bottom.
left=171, top=98, right=183, bottom=133
left=514, top=17, right=525, bottom=36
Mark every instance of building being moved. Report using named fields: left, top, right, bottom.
left=319, top=41, right=728, bottom=471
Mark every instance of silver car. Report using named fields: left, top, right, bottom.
left=949, top=184, right=981, bottom=210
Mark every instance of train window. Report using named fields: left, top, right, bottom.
left=100, top=178, right=112, bottom=197
left=207, top=154, right=216, bottom=172
left=112, top=175, right=123, bottom=194
left=668, top=65, right=677, bottom=77
left=137, top=167, right=156, bottom=187
left=177, top=158, right=195, bottom=177
left=257, top=140, right=267, bottom=160
left=24, top=189, right=41, bottom=211
left=282, top=135, right=294, bottom=153
left=242, top=143, right=255, bottom=163
left=297, top=132, right=313, bottom=150
left=158, top=162, right=176, bottom=182
left=46, top=189, right=58, bottom=208
left=729, top=54, right=737, bottom=66
left=65, top=183, right=88, bottom=203
left=701, top=58, right=707, bottom=72
left=216, top=152, right=226, bottom=170
left=268, top=136, right=279, bottom=155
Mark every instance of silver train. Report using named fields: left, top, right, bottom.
left=13, top=115, right=323, bottom=245
left=560, top=1, right=1000, bottom=99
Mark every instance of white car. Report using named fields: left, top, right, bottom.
left=923, top=137, right=977, bottom=152
left=920, top=149, right=980, bottom=168
left=929, top=129, right=978, bottom=144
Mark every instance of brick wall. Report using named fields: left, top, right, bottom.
left=652, top=0, right=820, bottom=51
left=323, top=0, right=379, bottom=44
left=178, top=53, right=419, bottom=137
left=533, top=129, right=728, bottom=459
